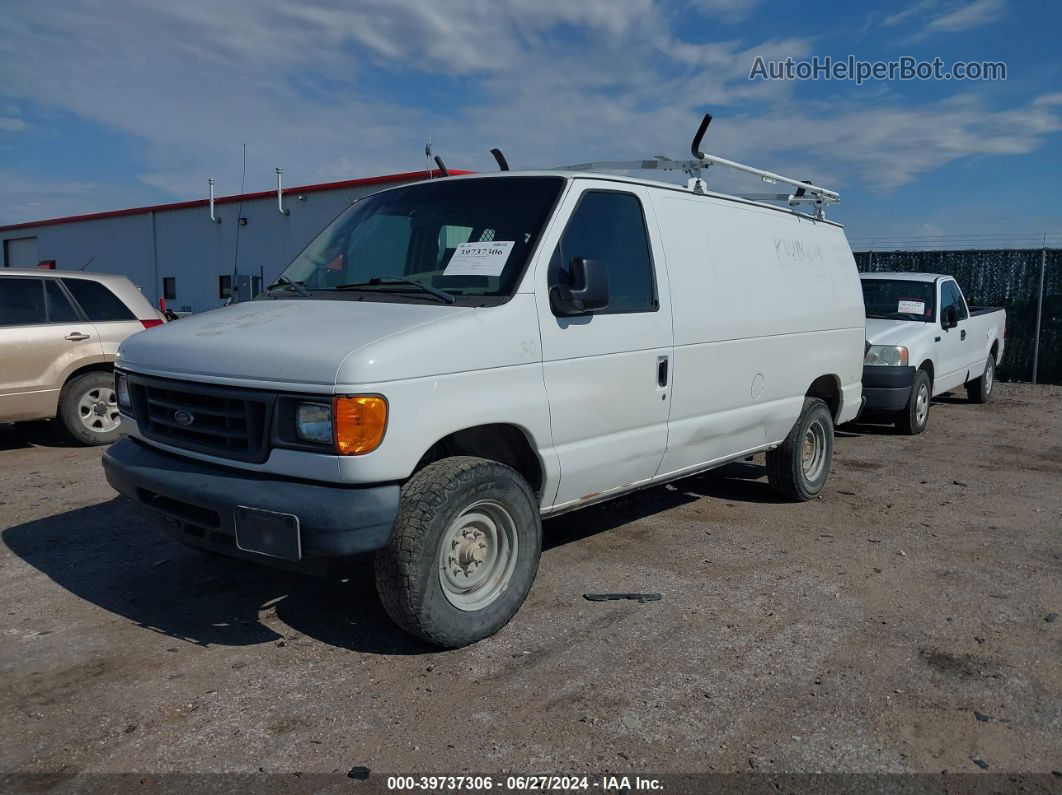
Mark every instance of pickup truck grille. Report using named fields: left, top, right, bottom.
left=127, top=375, right=272, bottom=463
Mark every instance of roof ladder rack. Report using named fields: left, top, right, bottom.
left=553, top=113, right=840, bottom=220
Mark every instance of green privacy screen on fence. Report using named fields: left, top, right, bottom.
left=853, top=249, right=1060, bottom=384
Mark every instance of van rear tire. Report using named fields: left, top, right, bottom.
left=766, top=398, right=833, bottom=502
left=58, top=371, right=122, bottom=446
left=374, top=456, right=542, bottom=648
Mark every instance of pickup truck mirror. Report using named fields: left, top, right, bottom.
left=549, top=257, right=610, bottom=316
left=942, top=306, right=958, bottom=329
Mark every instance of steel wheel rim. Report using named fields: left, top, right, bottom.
left=78, top=386, right=120, bottom=433
left=915, top=383, right=930, bottom=426
left=985, top=360, right=994, bottom=394
left=438, top=499, right=518, bottom=612
left=801, top=419, right=828, bottom=481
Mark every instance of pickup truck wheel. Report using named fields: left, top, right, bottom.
left=374, top=456, right=541, bottom=648
left=58, top=371, right=122, bottom=446
left=896, top=370, right=931, bottom=435
left=966, top=355, right=995, bottom=404
left=766, top=398, right=833, bottom=501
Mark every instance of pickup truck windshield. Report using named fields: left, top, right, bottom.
left=269, top=176, right=565, bottom=306
left=861, top=279, right=936, bottom=322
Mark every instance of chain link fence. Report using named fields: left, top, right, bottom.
left=853, top=248, right=1060, bottom=384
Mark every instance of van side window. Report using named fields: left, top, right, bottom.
left=552, top=191, right=656, bottom=312
left=62, top=278, right=136, bottom=322
left=941, top=281, right=968, bottom=321
left=0, top=277, right=46, bottom=326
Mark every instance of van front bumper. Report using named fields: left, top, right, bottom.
left=102, top=437, right=400, bottom=574
left=861, top=365, right=916, bottom=413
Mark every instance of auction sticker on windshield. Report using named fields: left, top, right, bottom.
left=898, top=299, right=926, bottom=315
left=444, top=241, right=515, bottom=277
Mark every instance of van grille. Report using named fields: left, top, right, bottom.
left=128, top=375, right=272, bottom=463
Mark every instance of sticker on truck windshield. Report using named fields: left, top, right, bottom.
left=444, top=241, right=515, bottom=277
left=898, top=299, right=926, bottom=315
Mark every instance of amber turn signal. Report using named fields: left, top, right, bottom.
left=333, top=396, right=388, bottom=455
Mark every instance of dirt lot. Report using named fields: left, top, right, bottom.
left=1, top=384, right=1060, bottom=785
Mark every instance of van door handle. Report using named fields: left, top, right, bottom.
left=65, top=332, right=90, bottom=341
left=960, top=329, right=967, bottom=341
left=657, top=356, right=669, bottom=387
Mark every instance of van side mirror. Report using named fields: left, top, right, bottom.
left=942, top=306, right=958, bottom=329
left=549, top=257, right=610, bottom=316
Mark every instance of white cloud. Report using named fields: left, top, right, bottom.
left=890, top=0, right=1006, bottom=42
left=925, top=0, right=1005, bottom=33
left=0, top=116, right=28, bottom=132
left=0, top=0, right=1056, bottom=226
left=689, top=0, right=763, bottom=23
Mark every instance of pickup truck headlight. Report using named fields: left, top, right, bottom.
left=295, top=402, right=333, bottom=445
left=115, top=372, right=131, bottom=410
left=864, top=345, right=909, bottom=366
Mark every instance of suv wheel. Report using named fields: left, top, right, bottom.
left=766, top=397, right=834, bottom=501
left=58, top=371, right=122, bottom=446
left=374, top=456, right=542, bottom=648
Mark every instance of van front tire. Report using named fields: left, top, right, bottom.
left=374, top=456, right=542, bottom=648
left=766, top=398, right=833, bottom=502
left=58, top=371, right=121, bottom=446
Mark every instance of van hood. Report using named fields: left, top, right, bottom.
left=117, top=298, right=471, bottom=386
left=865, top=317, right=930, bottom=347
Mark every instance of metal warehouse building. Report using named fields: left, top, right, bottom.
left=0, top=169, right=452, bottom=314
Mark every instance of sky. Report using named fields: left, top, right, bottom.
left=1, top=0, right=1060, bottom=244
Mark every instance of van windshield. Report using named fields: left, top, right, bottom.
left=861, top=279, right=936, bottom=322
left=269, top=176, right=565, bottom=306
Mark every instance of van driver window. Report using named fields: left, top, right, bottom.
left=551, top=191, right=656, bottom=312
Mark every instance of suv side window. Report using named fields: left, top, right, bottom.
left=45, top=280, right=80, bottom=322
left=0, top=277, right=46, bottom=326
left=62, top=278, right=136, bottom=322
left=550, top=191, right=657, bottom=313
left=941, top=281, right=968, bottom=321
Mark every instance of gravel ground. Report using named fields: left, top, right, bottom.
left=0, top=384, right=1059, bottom=786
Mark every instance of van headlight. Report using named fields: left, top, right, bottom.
left=864, top=345, right=909, bottom=366
left=295, top=402, right=333, bottom=445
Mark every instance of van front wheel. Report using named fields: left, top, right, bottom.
left=374, top=456, right=542, bottom=648
left=766, top=398, right=834, bottom=502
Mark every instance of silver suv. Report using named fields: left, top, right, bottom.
left=0, top=269, right=165, bottom=444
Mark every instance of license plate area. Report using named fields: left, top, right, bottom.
left=234, top=506, right=301, bottom=561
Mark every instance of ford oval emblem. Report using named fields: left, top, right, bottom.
left=173, top=409, right=195, bottom=427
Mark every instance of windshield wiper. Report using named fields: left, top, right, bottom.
left=267, top=275, right=309, bottom=298
left=335, top=276, right=456, bottom=305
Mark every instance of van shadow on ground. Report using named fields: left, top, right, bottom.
left=2, top=462, right=777, bottom=655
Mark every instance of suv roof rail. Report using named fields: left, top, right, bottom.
left=553, top=113, right=840, bottom=220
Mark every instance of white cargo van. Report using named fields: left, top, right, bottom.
left=104, top=120, right=865, bottom=647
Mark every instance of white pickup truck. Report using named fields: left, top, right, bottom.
left=859, top=272, right=1005, bottom=434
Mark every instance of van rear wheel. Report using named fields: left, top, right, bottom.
left=766, top=398, right=834, bottom=502
left=374, top=456, right=542, bottom=648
